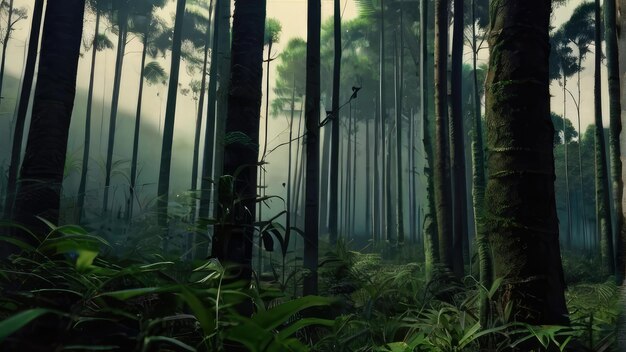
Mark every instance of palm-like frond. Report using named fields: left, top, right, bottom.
left=143, top=61, right=168, bottom=85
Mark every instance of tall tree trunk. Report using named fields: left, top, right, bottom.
left=345, top=107, right=352, bottom=237
left=4, top=0, right=44, bottom=218
left=450, top=0, right=467, bottom=277
left=8, top=0, right=85, bottom=251
left=366, top=116, right=372, bottom=239
left=303, top=0, right=320, bottom=296
left=394, top=30, right=404, bottom=244
left=351, top=103, right=357, bottom=238
left=0, top=0, right=13, bottom=103
left=575, top=56, right=587, bottom=249
left=211, top=0, right=232, bottom=219
left=380, top=0, right=388, bottom=243
left=196, top=0, right=225, bottom=259
left=434, top=0, right=453, bottom=269
left=103, top=5, right=128, bottom=213
left=605, top=0, right=624, bottom=282
left=373, top=97, right=380, bottom=242
left=211, top=0, right=265, bottom=301
left=157, top=0, right=187, bottom=248
left=320, top=120, right=331, bottom=233
left=77, top=9, right=101, bottom=223
left=127, top=14, right=151, bottom=221
left=191, top=2, right=213, bottom=197
left=471, top=0, right=490, bottom=327
left=329, top=0, right=341, bottom=244
left=594, top=0, right=615, bottom=276
left=293, top=100, right=305, bottom=228
left=421, top=0, right=438, bottom=271
left=563, top=76, right=572, bottom=246
left=485, top=0, right=569, bottom=326
left=284, top=77, right=296, bottom=275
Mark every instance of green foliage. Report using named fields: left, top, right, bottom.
left=0, top=223, right=334, bottom=351
left=264, top=18, right=282, bottom=46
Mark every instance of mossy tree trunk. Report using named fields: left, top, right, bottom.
left=421, top=0, right=438, bottom=273
left=594, top=0, right=615, bottom=276
left=485, top=0, right=569, bottom=326
left=450, top=0, right=468, bottom=277
left=211, top=0, right=266, bottom=293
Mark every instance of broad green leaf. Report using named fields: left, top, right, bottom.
left=143, top=336, right=196, bottom=352
left=98, top=285, right=179, bottom=300
left=76, top=250, right=98, bottom=271
left=252, top=296, right=336, bottom=331
left=0, top=309, right=53, bottom=341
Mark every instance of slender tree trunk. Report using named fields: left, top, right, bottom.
left=191, top=2, right=213, bottom=196
left=421, top=0, right=438, bottom=271
left=284, top=77, right=296, bottom=275
left=563, top=76, right=572, bottom=245
left=575, top=56, right=587, bottom=249
left=394, top=31, right=404, bottom=244
left=303, top=0, right=320, bottom=296
left=485, top=0, right=569, bottom=326
left=293, top=100, right=305, bottom=228
left=450, top=0, right=467, bottom=277
left=351, top=103, right=357, bottom=238
left=103, top=6, right=128, bottom=213
left=320, top=119, right=331, bottom=233
left=211, top=0, right=232, bottom=219
left=4, top=0, right=43, bottom=218
left=329, top=0, right=341, bottom=244
left=345, top=107, right=352, bottom=237
left=471, top=0, right=490, bottom=326
left=258, top=37, right=273, bottom=274
left=7, top=0, right=85, bottom=251
left=0, top=0, right=14, bottom=103
left=380, top=0, right=388, bottom=243
left=386, top=119, right=394, bottom=242
left=373, top=97, right=380, bottom=242
left=157, top=0, right=187, bottom=248
left=196, top=0, right=225, bottom=258
left=212, top=0, right=266, bottom=298
left=605, top=0, right=624, bottom=282
left=366, top=116, right=372, bottom=239
left=127, top=15, right=150, bottom=221
left=594, top=0, right=615, bottom=276
left=434, top=0, right=453, bottom=269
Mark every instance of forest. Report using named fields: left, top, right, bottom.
left=0, top=0, right=626, bottom=351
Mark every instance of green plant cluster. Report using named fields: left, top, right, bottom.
left=0, top=227, right=620, bottom=351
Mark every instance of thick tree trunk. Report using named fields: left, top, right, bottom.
left=434, top=0, right=453, bottom=269
left=450, top=0, right=467, bottom=277
left=303, top=0, right=320, bottom=296
left=605, top=0, right=624, bottom=283
left=4, top=0, right=44, bottom=218
left=485, top=0, right=569, bottom=326
left=595, top=0, right=615, bottom=276
left=211, top=0, right=265, bottom=295
left=157, top=0, right=187, bottom=248
left=9, top=0, right=85, bottom=248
